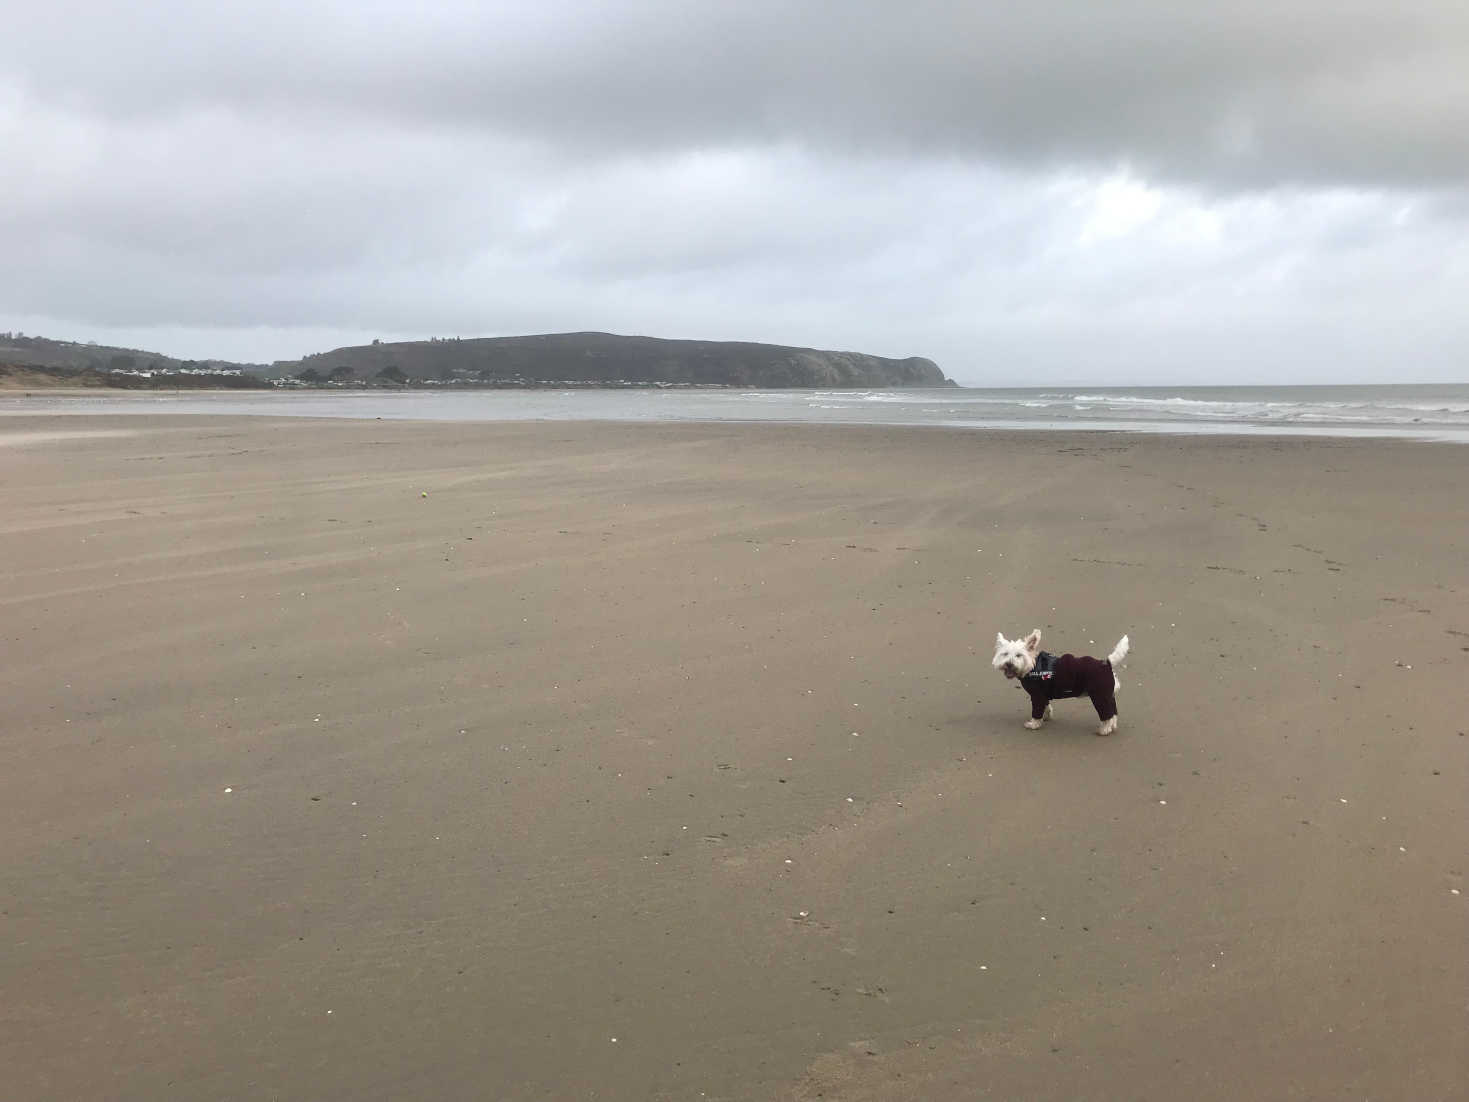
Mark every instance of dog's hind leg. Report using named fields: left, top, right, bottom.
left=1091, top=688, right=1119, bottom=736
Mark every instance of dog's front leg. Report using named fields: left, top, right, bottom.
left=1024, top=702, right=1052, bottom=730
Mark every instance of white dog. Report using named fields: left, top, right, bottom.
left=993, top=630, right=1130, bottom=735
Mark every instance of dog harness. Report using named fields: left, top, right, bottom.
left=1020, top=652, right=1080, bottom=695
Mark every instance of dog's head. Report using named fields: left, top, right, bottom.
left=993, top=629, right=1042, bottom=679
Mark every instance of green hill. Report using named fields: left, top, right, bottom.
left=283, top=332, right=951, bottom=388
left=1, top=330, right=951, bottom=389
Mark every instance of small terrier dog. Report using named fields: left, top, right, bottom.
left=993, top=629, right=1130, bottom=735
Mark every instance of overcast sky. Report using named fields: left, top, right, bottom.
left=5, top=1, right=1467, bottom=384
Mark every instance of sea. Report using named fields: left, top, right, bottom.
left=6, top=384, right=1469, bottom=443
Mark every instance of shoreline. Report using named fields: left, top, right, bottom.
left=3, top=388, right=1469, bottom=445
left=4, top=416, right=1465, bottom=1100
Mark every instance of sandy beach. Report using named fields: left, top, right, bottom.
left=2, top=414, right=1464, bottom=1100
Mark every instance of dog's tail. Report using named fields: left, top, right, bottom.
left=1108, top=635, right=1129, bottom=693
left=1108, top=635, right=1130, bottom=667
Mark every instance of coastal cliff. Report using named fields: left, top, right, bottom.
left=283, top=332, right=951, bottom=388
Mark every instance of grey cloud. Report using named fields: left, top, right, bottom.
left=13, top=0, right=1469, bottom=189
left=3, top=0, right=1467, bottom=382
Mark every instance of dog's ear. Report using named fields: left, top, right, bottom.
left=1024, top=629, right=1042, bottom=653
left=995, top=632, right=1007, bottom=650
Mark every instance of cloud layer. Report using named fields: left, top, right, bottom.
left=5, top=1, right=1467, bottom=381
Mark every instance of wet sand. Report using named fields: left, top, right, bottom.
left=2, top=415, right=1465, bottom=1100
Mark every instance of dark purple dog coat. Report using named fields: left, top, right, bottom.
left=1021, top=651, right=1117, bottom=721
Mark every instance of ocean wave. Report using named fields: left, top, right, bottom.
left=566, top=385, right=1469, bottom=431
left=1000, top=390, right=1469, bottom=428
